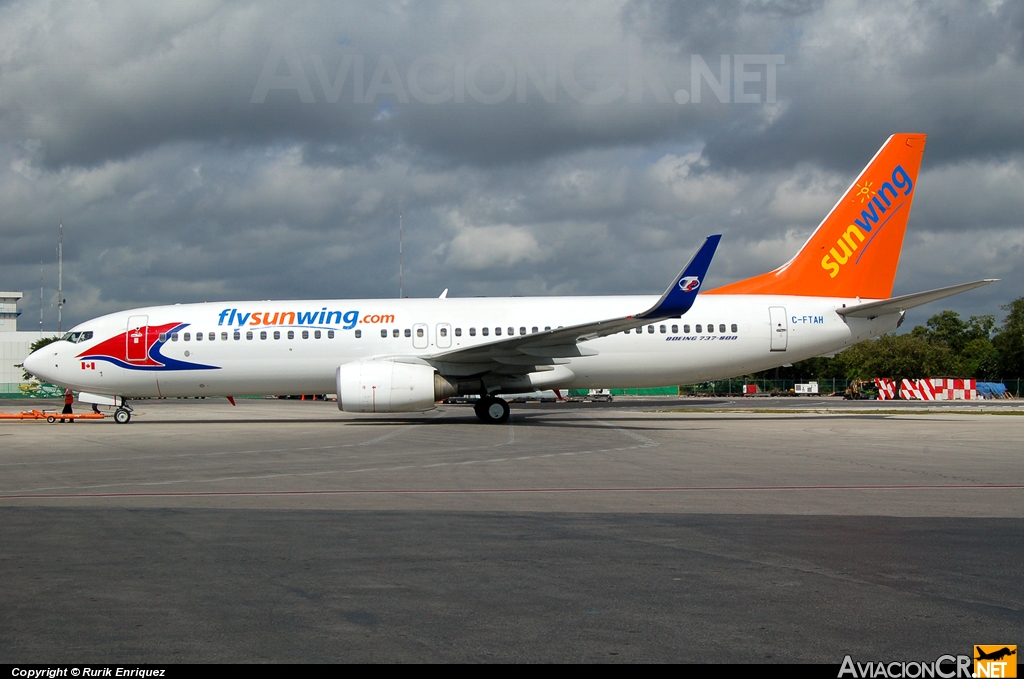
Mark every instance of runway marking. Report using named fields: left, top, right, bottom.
left=1, top=484, right=1022, bottom=500
left=580, top=413, right=660, bottom=447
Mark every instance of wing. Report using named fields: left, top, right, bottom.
left=425, top=235, right=720, bottom=375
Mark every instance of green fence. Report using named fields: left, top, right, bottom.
left=572, top=379, right=1023, bottom=398
left=0, top=382, right=65, bottom=399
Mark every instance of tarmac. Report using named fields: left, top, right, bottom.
left=1, top=396, right=1021, bottom=662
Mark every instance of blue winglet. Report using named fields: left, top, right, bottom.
left=638, top=235, right=721, bottom=319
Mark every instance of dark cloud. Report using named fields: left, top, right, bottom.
left=0, top=0, right=1020, bottom=332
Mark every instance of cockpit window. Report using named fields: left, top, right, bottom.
left=60, top=331, right=94, bottom=344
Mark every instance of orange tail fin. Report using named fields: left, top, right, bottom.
left=708, top=133, right=926, bottom=299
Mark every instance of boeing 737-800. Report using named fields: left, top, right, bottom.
left=23, top=133, right=994, bottom=423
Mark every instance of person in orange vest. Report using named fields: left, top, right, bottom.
left=60, top=388, right=74, bottom=423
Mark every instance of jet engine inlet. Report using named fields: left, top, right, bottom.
left=337, top=360, right=455, bottom=413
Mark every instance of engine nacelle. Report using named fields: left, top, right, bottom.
left=337, top=360, right=456, bottom=413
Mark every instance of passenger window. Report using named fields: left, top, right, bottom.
left=647, top=325, right=654, bottom=334
left=171, top=333, right=179, bottom=342
left=659, top=325, right=666, bottom=334
left=209, top=332, right=215, bottom=341
left=405, top=328, right=411, bottom=337
left=696, top=325, right=702, bottom=333
left=495, top=327, right=502, bottom=336
left=234, top=331, right=240, bottom=340
left=416, top=328, right=424, bottom=337
left=455, top=328, right=462, bottom=337
left=671, top=325, right=678, bottom=333
left=519, top=327, right=526, bottom=335
left=532, top=327, right=538, bottom=334
left=273, top=331, right=280, bottom=340
left=440, top=328, right=448, bottom=337
left=381, top=329, right=387, bottom=338
left=731, top=324, right=738, bottom=333
left=469, top=328, right=476, bottom=336
left=302, top=330, right=309, bottom=339
left=544, top=326, right=551, bottom=331
left=315, top=330, right=321, bottom=339
left=246, top=331, right=253, bottom=340
left=196, top=332, right=203, bottom=342
left=508, top=327, right=514, bottom=336
left=260, top=331, right=267, bottom=340
left=328, top=330, right=335, bottom=339
left=393, top=329, right=400, bottom=338
left=707, top=323, right=714, bottom=333
left=355, top=329, right=362, bottom=338
left=184, top=332, right=191, bottom=341
left=482, top=327, right=489, bottom=336
left=221, top=332, right=228, bottom=341
left=719, top=324, right=726, bottom=333
left=159, top=333, right=167, bottom=342
left=684, top=325, right=690, bottom=333
left=287, top=330, right=294, bottom=340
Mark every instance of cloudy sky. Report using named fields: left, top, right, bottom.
left=1, top=0, right=1022, bottom=331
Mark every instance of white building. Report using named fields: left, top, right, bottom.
left=1, top=292, right=59, bottom=395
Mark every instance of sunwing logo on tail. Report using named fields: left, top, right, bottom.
left=821, top=165, right=915, bottom=279
left=679, top=276, right=701, bottom=292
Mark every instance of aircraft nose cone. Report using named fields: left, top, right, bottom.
left=22, top=349, right=52, bottom=382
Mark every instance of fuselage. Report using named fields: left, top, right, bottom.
left=27, top=294, right=899, bottom=398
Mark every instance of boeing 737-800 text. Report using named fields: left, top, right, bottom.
left=23, top=133, right=994, bottom=423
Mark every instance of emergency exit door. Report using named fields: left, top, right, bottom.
left=769, top=307, right=788, bottom=351
left=436, top=323, right=452, bottom=348
left=412, top=323, right=428, bottom=349
left=126, top=315, right=149, bottom=361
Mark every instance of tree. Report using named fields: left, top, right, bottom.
left=17, top=335, right=61, bottom=381
left=994, top=297, right=1024, bottom=378
left=924, top=310, right=995, bottom=355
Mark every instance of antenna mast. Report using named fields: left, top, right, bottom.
left=399, top=211, right=403, bottom=299
left=57, top=222, right=63, bottom=333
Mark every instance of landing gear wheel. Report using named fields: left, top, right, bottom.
left=114, top=408, right=131, bottom=424
left=46, top=416, right=55, bottom=423
left=474, top=396, right=510, bottom=424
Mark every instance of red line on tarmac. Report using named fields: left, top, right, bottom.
left=0, top=484, right=1022, bottom=500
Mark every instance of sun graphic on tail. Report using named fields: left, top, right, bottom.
left=854, top=181, right=875, bottom=203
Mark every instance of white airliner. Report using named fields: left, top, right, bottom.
left=23, top=133, right=994, bottom=423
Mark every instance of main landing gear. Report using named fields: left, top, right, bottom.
left=113, top=401, right=133, bottom=424
left=473, top=396, right=510, bottom=424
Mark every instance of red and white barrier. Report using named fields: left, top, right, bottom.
left=926, top=378, right=977, bottom=400
left=899, top=378, right=936, bottom=400
left=874, top=378, right=896, bottom=400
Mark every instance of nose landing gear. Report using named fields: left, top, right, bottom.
left=113, top=401, right=133, bottom=424
left=473, top=396, right=510, bottom=424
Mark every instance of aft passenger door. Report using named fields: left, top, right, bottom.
left=126, top=315, right=149, bottom=362
left=769, top=306, right=788, bottom=351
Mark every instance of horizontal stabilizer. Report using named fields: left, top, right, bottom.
left=836, top=280, right=997, bottom=318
